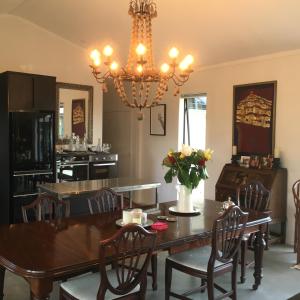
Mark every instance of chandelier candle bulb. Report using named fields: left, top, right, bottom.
left=136, top=43, right=147, bottom=56
left=160, top=63, right=170, bottom=73
left=103, top=45, right=113, bottom=57
left=110, top=61, right=119, bottom=71
left=169, top=47, right=179, bottom=59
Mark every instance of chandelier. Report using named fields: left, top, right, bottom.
left=89, top=0, right=194, bottom=111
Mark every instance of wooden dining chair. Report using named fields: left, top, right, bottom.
left=87, top=187, right=158, bottom=290
left=87, top=187, right=124, bottom=214
left=292, top=179, right=300, bottom=254
left=165, top=205, right=248, bottom=300
left=236, top=180, right=271, bottom=283
left=59, top=224, right=157, bottom=300
left=21, top=193, right=70, bottom=223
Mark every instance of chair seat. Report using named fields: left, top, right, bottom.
left=60, top=270, right=140, bottom=300
left=167, top=246, right=230, bottom=273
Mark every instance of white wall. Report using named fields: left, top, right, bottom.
left=137, top=50, right=300, bottom=245
left=0, top=14, right=102, bottom=144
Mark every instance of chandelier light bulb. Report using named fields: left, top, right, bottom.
left=160, top=63, right=170, bottom=73
left=136, top=43, right=147, bottom=56
left=179, top=60, right=189, bottom=71
left=168, top=47, right=179, bottom=59
left=93, top=58, right=101, bottom=67
left=183, top=54, right=194, bottom=66
left=103, top=45, right=113, bottom=57
left=136, top=64, right=144, bottom=73
left=90, top=49, right=101, bottom=61
left=110, top=61, right=119, bottom=71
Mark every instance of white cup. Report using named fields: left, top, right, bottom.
left=122, top=209, right=132, bottom=225
left=131, top=208, right=143, bottom=225
left=141, top=212, right=147, bottom=224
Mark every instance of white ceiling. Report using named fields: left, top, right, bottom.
left=2, top=0, right=300, bottom=66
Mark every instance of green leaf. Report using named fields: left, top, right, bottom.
left=164, top=168, right=173, bottom=183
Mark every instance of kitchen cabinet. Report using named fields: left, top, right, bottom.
left=2, top=71, right=56, bottom=111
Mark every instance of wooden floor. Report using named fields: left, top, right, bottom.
left=3, top=245, right=300, bottom=299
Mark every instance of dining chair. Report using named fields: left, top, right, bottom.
left=59, top=224, right=157, bottom=300
left=21, top=193, right=70, bottom=223
left=292, top=179, right=300, bottom=253
left=87, top=187, right=158, bottom=290
left=165, top=205, right=248, bottom=300
left=236, top=180, right=271, bottom=283
left=87, top=187, right=124, bottom=214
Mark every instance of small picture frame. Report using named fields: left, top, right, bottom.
left=249, top=155, right=260, bottom=168
left=150, top=104, right=166, bottom=136
left=239, top=156, right=251, bottom=168
left=261, top=155, right=274, bottom=169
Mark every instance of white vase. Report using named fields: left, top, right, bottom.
left=176, top=185, right=194, bottom=213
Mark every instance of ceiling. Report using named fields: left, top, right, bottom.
left=2, top=0, right=300, bottom=67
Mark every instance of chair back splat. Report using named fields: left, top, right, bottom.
left=210, top=205, right=248, bottom=265
left=98, top=224, right=157, bottom=299
left=88, top=187, right=122, bottom=214
left=237, top=181, right=271, bottom=211
left=22, top=194, right=70, bottom=223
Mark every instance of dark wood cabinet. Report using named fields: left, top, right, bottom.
left=215, top=163, right=287, bottom=240
left=3, top=71, right=56, bottom=111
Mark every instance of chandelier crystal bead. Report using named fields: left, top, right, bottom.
left=89, top=0, right=194, bottom=112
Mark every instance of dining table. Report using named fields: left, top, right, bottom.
left=0, top=200, right=271, bottom=300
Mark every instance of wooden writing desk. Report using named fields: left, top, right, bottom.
left=0, top=200, right=271, bottom=299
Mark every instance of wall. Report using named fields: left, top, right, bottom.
left=0, top=14, right=102, bottom=144
left=137, top=50, right=300, bottom=245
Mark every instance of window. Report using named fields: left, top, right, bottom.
left=179, top=94, right=207, bottom=202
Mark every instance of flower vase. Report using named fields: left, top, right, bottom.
left=177, top=185, right=194, bottom=213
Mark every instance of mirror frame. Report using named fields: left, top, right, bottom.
left=56, top=82, right=93, bottom=144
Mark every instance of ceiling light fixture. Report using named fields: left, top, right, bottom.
left=89, top=0, right=194, bottom=114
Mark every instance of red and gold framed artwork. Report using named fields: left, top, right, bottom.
left=233, top=81, right=277, bottom=156
left=72, top=99, right=85, bottom=138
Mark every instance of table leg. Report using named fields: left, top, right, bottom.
left=253, top=225, right=266, bottom=290
left=0, top=266, right=5, bottom=300
left=28, top=278, right=53, bottom=300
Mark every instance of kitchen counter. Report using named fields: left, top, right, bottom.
left=38, top=177, right=161, bottom=210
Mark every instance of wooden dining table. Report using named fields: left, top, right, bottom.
left=0, top=200, right=271, bottom=300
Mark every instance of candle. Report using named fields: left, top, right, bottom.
left=274, top=148, right=280, bottom=158
left=232, top=145, right=237, bottom=155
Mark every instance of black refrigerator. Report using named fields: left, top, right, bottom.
left=0, top=71, right=56, bottom=224
left=10, top=112, right=55, bottom=222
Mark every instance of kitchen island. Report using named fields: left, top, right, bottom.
left=38, top=177, right=161, bottom=211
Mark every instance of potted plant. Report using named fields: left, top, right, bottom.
left=162, top=144, right=213, bottom=213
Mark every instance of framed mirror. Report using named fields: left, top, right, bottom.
left=56, top=82, right=93, bottom=144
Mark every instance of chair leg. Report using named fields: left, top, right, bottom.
left=207, top=272, right=214, bottom=300
left=151, top=253, right=158, bottom=290
left=240, top=240, right=246, bottom=284
left=294, top=214, right=298, bottom=253
left=231, top=256, right=238, bottom=300
left=165, top=260, right=172, bottom=300
left=201, top=278, right=206, bottom=293
left=265, top=223, right=269, bottom=250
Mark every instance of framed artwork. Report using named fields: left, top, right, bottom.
left=150, top=104, right=166, bottom=136
left=72, top=98, right=86, bottom=138
left=233, top=81, right=277, bottom=155
left=240, top=156, right=250, bottom=168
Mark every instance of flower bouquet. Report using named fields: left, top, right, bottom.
left=162, top=144, right=213, bottom=213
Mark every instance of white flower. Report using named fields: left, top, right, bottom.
left=180, top=144, right=193, bottom=157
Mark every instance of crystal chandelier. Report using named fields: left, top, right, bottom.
left=89, top=0, right=194, bottom=111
